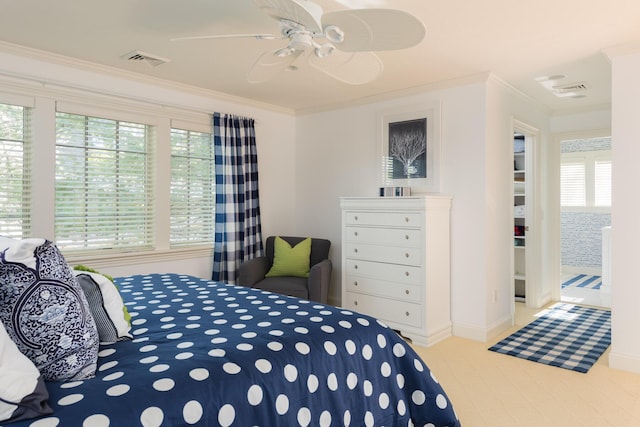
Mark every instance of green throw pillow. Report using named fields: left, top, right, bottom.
left=265, top=237, right=312, bottom=278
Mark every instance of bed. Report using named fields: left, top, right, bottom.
left=2, top=270, right=460, bottom=427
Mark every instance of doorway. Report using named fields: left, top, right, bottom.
left=557, top=133, right=611, bottom=308
left=511, top=120, right=543, bottom=309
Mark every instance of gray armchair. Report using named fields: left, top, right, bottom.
left=238, top=236, right=332, bottom=304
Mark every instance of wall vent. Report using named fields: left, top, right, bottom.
left=552, top=81, right=589, bottom=96
left=122, top=50, right=171, bottom=67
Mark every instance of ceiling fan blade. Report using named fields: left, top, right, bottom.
left=247, top=49, right=304, bottom=83
left=309, top=51, right=383, bottom=85
left=322, top=9, right=425, bottom=52
left=171, top=34, right=279, bottom=42
left=253, top=0, right=324, bottom=33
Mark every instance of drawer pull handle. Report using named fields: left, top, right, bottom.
left=354, top=301, right=358, bottom=306
left=354, top=265, right=358, bottom=270
left=405, top=217, right=409, bottom=222
left=405, top=253, right=409, bottom=258
left=354, top=216, right=358, bottom=221
left=405, top=311, right=410, bottom=317
left=354, top=231, right=358, bottom=237
left=405, top=235, right=409, bottom=240
left=405, top=272, right=409, bottom=277
left=354, top=248, right=358, bottom=253
left=405, top=289, right=410, bottom=295
left=354, top=281, right=358, bottom=286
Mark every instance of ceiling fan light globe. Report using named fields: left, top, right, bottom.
left=324, top=25, right=344, bottom=44
left=275, top=47, right=294, bottom=57
left=315, top=43, right=335, bottom=58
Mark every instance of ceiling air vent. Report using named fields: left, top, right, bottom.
left=551, top=81, right=589, bottom=97
left=122, top=50, right=171, bottom=67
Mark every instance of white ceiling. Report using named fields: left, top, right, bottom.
left=1, top=0, right=639, bottom=113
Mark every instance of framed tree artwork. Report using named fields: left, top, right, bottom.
left=378, top=101, right=441, bottom=193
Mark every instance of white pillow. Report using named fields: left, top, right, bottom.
left=0, top=322, right=53, bottom=423
left=73, top=269, right=132, bottom=344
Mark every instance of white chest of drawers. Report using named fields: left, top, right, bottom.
left=340, top=196, right=452, bottom=347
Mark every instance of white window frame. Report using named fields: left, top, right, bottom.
left=0, top=85, right=216, bottom=270
left=54, top=111, right=155, bottom=253
left=169, top=126, right=215, bottom=248
left=0, top=100, right=32, bottom=239
left=560, top=150, right=611, bottom=212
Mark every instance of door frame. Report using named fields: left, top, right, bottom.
left=550, top=128, right=611, bottom=302
left=511, top=119, right=544, bottom=309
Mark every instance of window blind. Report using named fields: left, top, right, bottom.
left=561, top=162, right=586, bottom=207
left=170, top=128, right=215, bottom=246
left=0, top=103, right=30, bottom=238
left=55, top=112, right=154, bottom=252
left=594, top=159, right=612, bottom=207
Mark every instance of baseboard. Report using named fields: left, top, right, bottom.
left=609, top=350, right=640, bottom=374
left=562, top=266, right=602, bottom=276
left=451, top=322, right=486, bottom=341
left=452, top=314, right=513, bottom=342
left=486, top=314, right=515, bottom=341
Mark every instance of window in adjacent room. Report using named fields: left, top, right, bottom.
left=560, top=150, right=611, bottom=209
left=55, top=113, right=153, bottom=252
left=560, top=160, right=586, bottom=207
left=0, top=103, right=30, bottom=239
left=170, top=128, right=215, bottom=247
left=594, top=159, right=611, bottom=207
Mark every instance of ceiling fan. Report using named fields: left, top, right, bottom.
left=171, top=0, right=426, bottom=85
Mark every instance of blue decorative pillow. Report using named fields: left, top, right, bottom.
left=0, top=237, right=99, bottom=381
left=74, top=270, right=132, bottom=344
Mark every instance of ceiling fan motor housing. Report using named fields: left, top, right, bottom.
left=289, top=32, right=313, bottom=51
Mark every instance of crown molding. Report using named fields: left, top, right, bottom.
left=0, top=41, right=295, bottom=116
left=295, top=72, right=494, bottom=115
left=603, top=42, right=640, bottom=60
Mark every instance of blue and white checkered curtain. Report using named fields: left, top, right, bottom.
left=212, top=112, right=263, bottom=283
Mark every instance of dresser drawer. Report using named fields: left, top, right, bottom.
left=345, top=211, right=421, bottom=228
left=344, top=292, right=422, bottom=328
left=344, top=242, right=421, bottom=266
left=344, top=259, right=421, bottom=285
left=345, top=275, right=421, bottom=302
left=345, top=226, right=421, bottom=247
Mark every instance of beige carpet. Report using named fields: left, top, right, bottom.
left=410, top=304, right=640, bottom=427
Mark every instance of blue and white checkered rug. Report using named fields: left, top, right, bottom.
left=488, top=303, right=611, bottom=373
left=562, top=274, right=602, bottom=290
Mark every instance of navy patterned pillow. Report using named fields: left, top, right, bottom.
left=0, top=237, right=99, bottom=381
left=74, top=271, right=132, bottom=344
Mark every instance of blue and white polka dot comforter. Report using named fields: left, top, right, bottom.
left=8, top=273, right=460, bottom=427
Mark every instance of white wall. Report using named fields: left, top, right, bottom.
left=550, top=109, right=612, bottom=134
left=485, top=77, right=551, bottom=333
left=608, top=49, right=640, bottom=373
left=438, top=83, right=488, bottom=338
left=294, top=104, right=381, bottom=299
left=296, top=76, right=551, bottom=340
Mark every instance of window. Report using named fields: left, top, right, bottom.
left=0, top=103, right=30, bottom=238
left=170, top=128, right=215, bottom=246
left=55, top=113, right=153, bottom=252
left=594, top=159, right=612, bottom=206
left=560, top=161, right=585, bottom=207
left=560, top=151, right=611, bottom=208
